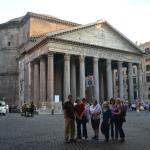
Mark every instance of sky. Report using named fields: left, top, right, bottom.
left=0, top=0, right=150, bottom=44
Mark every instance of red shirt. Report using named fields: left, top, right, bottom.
left=75, top=103, right=85, bottom=116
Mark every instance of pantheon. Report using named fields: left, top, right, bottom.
left=0, top=12, right=143, bottom=111
left=17, top=13, right=144, bottom=112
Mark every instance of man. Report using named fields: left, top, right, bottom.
left=63, top=95, right=75, bottom=143
left=22, top=101, right=27, bottom=117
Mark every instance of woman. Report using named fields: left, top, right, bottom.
left=112, top=99, right=125, bottom=142
left=82, top=98, right=90, bottom=139
left=89, top=99, right=101, bottom=140
left=101, top=101, right=111, bottom=142
left=109, top=98, right=117, bottom=140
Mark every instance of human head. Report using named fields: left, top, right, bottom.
left=103, top=101, right=109, bottom=109
left=76, top=98, right=81, bottom=104
left=68, top=95, right=73, bottom=102
left=82, top=98, right=86, bottom=104
left=116, top=98, right=121, bottom=105
left=110, top=98, right=115, bottom=105
left=92, top=99, right=98, bottom=105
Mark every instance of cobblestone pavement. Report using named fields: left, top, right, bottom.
left=0, top=111, right=150, bottom=150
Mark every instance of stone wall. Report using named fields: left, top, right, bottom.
left=29, top=18, right=72, bottom=37
left=19, top=20, right=29, bottom=45
left=0, top=26, right=19, bottom=105
left=0, top=27, right=19, bottom=49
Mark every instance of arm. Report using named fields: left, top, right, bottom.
left=113, top=108, right=121, bottom=115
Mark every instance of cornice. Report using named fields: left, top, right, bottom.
left=0, top=12, right=79, bottom=29
left=50, top=38, right=143, bottom=56
left=20, top=12, right=79, bottom=27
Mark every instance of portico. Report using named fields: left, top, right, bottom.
left=19, top=20, right=144, bottom=110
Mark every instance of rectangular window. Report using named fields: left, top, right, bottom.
left=133, top=68, right=136, bottom=74
left=146, top=65, right=150, bottom=71
left=133, top=78, right=136, bottom=84
left=146, top=76, right=150, bottom=82
left=145, top=48, right=150, bottom=54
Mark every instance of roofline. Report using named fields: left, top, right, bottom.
left=20, top=19, right=144, bottom=56
left=0, top=21, right=20, bottom=29
left=104, top=21, right=144, bottom=54
left=0, top=12, right=79, bottom=29
left=20, top=12, right=79, bottom=27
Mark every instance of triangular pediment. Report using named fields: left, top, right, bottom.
left=49, top=21, right=143, bottom=54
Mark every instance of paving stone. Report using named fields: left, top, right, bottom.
left=0, top=111, right=150, bottom=150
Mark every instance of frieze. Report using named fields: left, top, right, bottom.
left=20, top=41, right=141, bottom=64
left=47, top=42, right=141, bottom=63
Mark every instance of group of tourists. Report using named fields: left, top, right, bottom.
left=63, top=95, right=126, bottom=143
left=21, top=101, right=35, bottom=117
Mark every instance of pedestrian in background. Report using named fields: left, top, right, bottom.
left=22, top=101, right=27, bottom=117
left=30, top=101, right=35, bottom=117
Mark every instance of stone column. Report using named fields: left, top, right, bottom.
left=118, top=61, right=124, bottom=99
left=99, top=69, right=104, bottom=102
left=47, top=53, right=54, bottom=107
left=128, top=62, right=134, bottom=103
left=19, top=62, right=25, bottom=104
left=71, top=58, right=76, bottom=100
left=63, top=54, right=70, bottom=101
left=79, top=55, right=85, bottom=98
left=24, top=63, right=28, bottom=101
left=33, top=61, right=40, bottom=106
left=106, top=59, right=113, bottom=100
left=93, top=57, right=99, bottom=101
left=28, top=62, right=34, bottom=102
left=137, top=63, right=143, bottom=102
left=40, top=57, right=46, bottom=102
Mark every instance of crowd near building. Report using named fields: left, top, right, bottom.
left=0, top=12, right=149, bottom=111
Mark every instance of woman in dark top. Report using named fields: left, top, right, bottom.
left=101, top=101, right=112, bottom=142
left=112, top=99, right=125, bottom=142
left=109, top=98, right=117, bottom=140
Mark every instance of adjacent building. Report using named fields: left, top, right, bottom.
left=140, top=42, right=150, bottom=101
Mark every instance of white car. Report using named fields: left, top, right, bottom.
left=0, top=101, right=6, bottom=115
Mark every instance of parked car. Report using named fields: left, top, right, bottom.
left=0, top=101, right=6, bottom=115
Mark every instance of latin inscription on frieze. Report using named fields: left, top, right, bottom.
left=21, top=41, right=141, bottom=64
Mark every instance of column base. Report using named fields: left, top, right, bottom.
left=38, top=102, right=62, bottom=115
